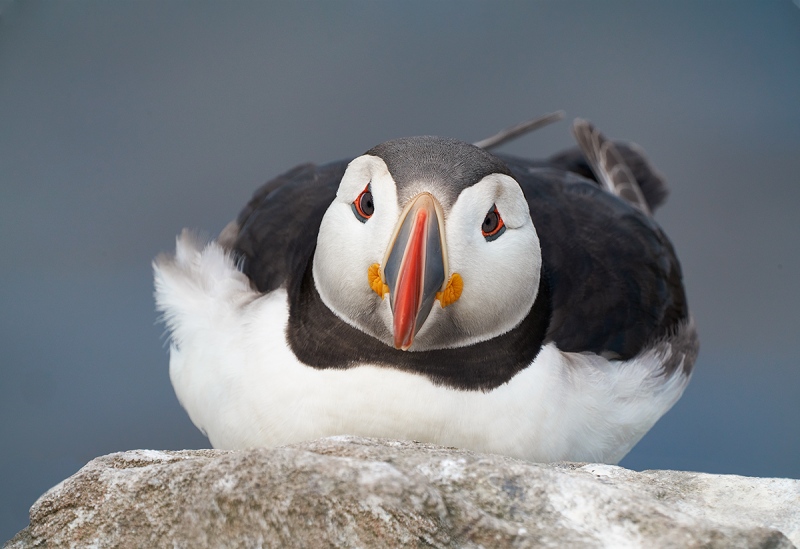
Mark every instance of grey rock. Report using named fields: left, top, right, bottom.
left=5, top=436, right=798, bottom=548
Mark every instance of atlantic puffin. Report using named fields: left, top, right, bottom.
left=154, top=118, right=697, bottom=464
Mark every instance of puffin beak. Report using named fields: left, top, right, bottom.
left=382, top=193, right=447, bottom=350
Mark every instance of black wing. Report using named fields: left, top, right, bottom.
left=232, top=161, right=349, bottom=294
left=499, top=155, right=688, bottom=360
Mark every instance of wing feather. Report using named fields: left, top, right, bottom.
left=499, top=156, right=688, bottom=360
left=232, top=161, right=349, bottom=293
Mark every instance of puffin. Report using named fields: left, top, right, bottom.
left=154, top=117, right=698, bottom=464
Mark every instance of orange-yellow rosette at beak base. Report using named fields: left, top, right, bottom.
left=370, top=263, right=461, bottom=307
left=368, top=263, right=389, bottom=298
left=436, top=273, right=463, bottom=308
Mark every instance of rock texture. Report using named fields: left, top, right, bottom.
left=5, top=436, right=799, bottom=548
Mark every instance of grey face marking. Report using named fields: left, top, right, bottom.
left=366, top=137, right=513, bottom=210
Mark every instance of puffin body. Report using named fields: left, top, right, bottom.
left=154, top=120, right=697, bottom=464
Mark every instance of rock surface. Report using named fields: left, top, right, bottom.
left=5, top=436, right=799, bottom=548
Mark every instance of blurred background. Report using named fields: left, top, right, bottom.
left=1, top=0, right=798, bottom=540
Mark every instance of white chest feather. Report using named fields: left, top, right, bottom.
left=155, top=235, right=690, bottom=464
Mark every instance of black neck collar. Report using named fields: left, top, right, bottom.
left=286, top=256, right=551, bottom=391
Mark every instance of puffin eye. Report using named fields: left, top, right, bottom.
left=351, top=184, right=374, bottom=223
left=481, top=204, right=506, bottom=242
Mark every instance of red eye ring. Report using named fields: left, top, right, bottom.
left=481, top=204, right=506, bottom=241
left=352, top=184, right=374, bottom=223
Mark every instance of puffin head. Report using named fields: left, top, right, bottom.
left=312, top=136, right=542, bottom=352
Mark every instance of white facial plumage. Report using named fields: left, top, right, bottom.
left=312, top=154, right=542, bottom=351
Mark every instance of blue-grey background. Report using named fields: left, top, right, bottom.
left=2, top=0, right=798, bottom=540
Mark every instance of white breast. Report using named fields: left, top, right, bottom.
left=154, top=233, right=691, bottom=464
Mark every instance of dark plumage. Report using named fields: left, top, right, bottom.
left=230, top=132, right=691, bottom=389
